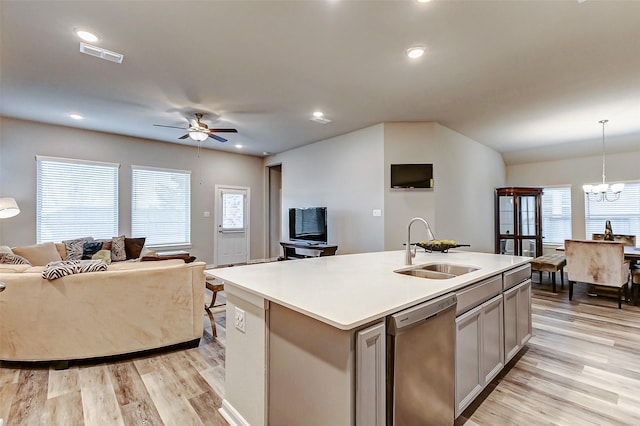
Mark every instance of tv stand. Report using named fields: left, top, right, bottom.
left=280, top=241, right=338, bottom=260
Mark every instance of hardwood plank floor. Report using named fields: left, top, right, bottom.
left=2, top=279, right=639, bottom=425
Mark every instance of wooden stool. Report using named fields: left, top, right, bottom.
left=205, top=280, right=225, bottom=337
left=530, top=254, right=566, bottom=293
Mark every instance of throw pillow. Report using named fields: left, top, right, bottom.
left=63, top=237, right=94, bottom=261
left=0, top=253, right=31, bottom=265
left=42, top=259, right=108, bottom=280
left=111, top=235, right=126, bottom=262
left=92, top=249, right=112, bottom=264
left=0, top=245, right=14, bottom=254
left=12, top=242, right=62, bottom=266
left=97, top=239, right=112, bottom=251
left=82, top=241, right=103, bottom=259
left=125, top=237, right=146, bottom=260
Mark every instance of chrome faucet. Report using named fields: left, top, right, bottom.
left=405, top=217, right=436, bottom=265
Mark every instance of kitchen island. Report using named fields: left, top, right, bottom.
left=208, top=249, right=531, bottom=426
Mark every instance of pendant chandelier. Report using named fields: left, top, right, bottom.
left=582, top=119, right=624, bottom=202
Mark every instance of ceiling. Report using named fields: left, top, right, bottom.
left=2, top=1, right=639, bottom=163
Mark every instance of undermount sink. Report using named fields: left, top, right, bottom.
left=395, top=263, right=479, bottom=280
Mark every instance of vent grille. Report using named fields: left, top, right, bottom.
left=79, top=42, right=124, bottom=64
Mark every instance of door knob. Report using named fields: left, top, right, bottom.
left=0, top=282, right=6, bottom=292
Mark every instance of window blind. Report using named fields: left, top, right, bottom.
left=585, top=181, right=640, bottom=243
left=37, top=156, right=119, bottom=243
left=541, top=186, right=572, bottom=244
left=131, top=166, right=191, bottom=246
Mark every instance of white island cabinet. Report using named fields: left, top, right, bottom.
left=209, top=250, right=531, bottom=426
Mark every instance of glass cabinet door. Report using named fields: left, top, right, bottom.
left=519, top=195, right=537, bottom=237
left=498, top=195, right=514, bottom=235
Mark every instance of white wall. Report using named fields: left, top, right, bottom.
left=267, top=125, right=386, bottom=254
left=506, top=149, right=640, bottom=241
left=269, top=122, right=505, bottom=255
left=383, top=123, right=506, bottom=252
left=0, top=117, right=266, bottom=264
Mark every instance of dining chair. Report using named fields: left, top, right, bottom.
left=564, top=239, right=630, bottom=309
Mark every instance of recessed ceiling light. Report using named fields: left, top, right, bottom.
left=74, top=29, right=99, bottom=43
left=416, top=0, right=431, bottom=3
left=69, top=113, right=83, bottom=120
left=312, top=111, right=324, bottom=118
left=235, top=144, right=243, bottom=149
left=406, top=46, right=425, bottom=59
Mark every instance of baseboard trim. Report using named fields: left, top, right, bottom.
left=219, top=399, right=251, bottom=426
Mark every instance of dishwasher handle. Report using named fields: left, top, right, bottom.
left=387, top=293, right=457, bottom=335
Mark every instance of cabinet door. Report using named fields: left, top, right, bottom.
left=356, top=321, right=385, bottom=426
left=503, top=280, right=532, bottom=362
left=516, top=280, right=532, bottom=347
left=481, top=295, right=504, bottom=385
left=455, top=305, right=483, bottom=417
left=503, top=284, right=519, bottom=362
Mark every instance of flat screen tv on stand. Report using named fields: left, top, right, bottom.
left=288, top=207, right=328, bottom=245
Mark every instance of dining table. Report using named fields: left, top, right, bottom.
left=556, top=244, right=640, bottom=260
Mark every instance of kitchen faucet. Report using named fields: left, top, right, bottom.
left=405, top=217, right=436, bottom=265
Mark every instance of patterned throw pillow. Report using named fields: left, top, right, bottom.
left=82, top=241, right=103, bottom=259
left=111, top=235, right=126, bottom=262
left=42, top=259, right=108, bottom=280
left=0, top=253, right=31, bottom=265
left=63, top=237, right=94, bottom=261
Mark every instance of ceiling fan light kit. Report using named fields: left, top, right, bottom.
left=189, top=131, right=209, bottom=142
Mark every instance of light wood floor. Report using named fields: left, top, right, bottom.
left=2, top=279, right=640, bottom=425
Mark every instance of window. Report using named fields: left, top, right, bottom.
left=541, top=186, right=572, bottom=244
left=37, top=156, right=119, bottom=243
left=585, top=181, right=640, bottom=241
left=131, top=166, right=191, bottom=247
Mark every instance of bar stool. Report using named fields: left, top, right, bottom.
left=205, top=279, right=225, bottom=337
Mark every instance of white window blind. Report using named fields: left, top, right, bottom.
left=131, top=166, right=191, bottom=246
left=37, top=156, right=119, bottom=243
left=585, top=181, right=640, bottom=244
left=541, top=186, right=572, bottom=244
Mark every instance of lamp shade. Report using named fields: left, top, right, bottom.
left=0, top=197, right=20, bottom=219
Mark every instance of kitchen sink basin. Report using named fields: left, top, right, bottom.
left=395, top=263, right=479, bottom=280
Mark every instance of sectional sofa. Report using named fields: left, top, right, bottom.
left=0, top=240, right=205, bottom=362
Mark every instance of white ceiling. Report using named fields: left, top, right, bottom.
left=2, top=1, right=639, bottom=163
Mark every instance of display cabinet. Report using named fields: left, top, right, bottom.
left=494, top=187, right=543, bottom=257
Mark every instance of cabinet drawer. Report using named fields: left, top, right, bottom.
left=503, top=264, right=531, bottom=290
left=456, top=275, right=502, bottom=316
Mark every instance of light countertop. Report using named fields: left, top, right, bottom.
left=207, top=250, right=531, bottom=330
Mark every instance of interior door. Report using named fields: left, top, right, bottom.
left=215, top=185, right=250, bottom=266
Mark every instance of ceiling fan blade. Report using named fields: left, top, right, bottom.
left=210, top=128, right=238, bottom=133
left=178, top=134, right=190, bottom=139
left=210, top=134, right=228, bottom=143
left=153, top=124, right=188, bottom=130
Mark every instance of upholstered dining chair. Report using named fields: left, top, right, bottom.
left=564, top=240, right=630, bottom=309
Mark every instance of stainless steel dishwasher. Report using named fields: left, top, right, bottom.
left=386, top=293, right=457, bottom=426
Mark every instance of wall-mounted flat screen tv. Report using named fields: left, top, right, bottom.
left=289, top=207, right=328, bottom=244
left=391, top=163, right=434, bottom=189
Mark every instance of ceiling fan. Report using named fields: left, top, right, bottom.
left=154, top=113, right=238, bottom=143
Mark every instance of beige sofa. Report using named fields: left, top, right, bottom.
left=0, top=259, right=205, bottom=362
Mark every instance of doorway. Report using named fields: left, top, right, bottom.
left=268, top=165, right=282, bottom=260
left=214, top=185, right=250, bottom=266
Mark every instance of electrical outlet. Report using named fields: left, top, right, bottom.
left=372, top=209, right=382, bottom=217
left=234, top=307, right=246, bottom=332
